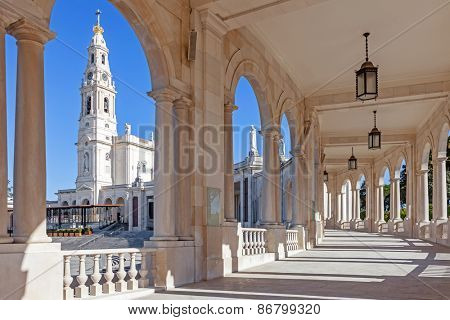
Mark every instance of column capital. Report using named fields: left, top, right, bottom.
left=199, top=9, right=228, bottom=38
left=436, top=156, right=447, bottom=163
left=6, top=19, right=54, bottom=44
left=173, top=96, right=193, bottom=110
left=260, top=125, right=280, bottom=139
left=148, top=87, right=179, bottom=104
left=291, top=145, right=306, bottom=159
left=224, top=102, right=238, bottom=113
left=417, top=169, right=428, bottom=175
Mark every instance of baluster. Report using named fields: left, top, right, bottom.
left=250, top=231, right=255, bottom=255
left=127, top=252, right=138, bottom=290
left=138, top=252, right=150, bottom=288
left=75, top=255, right=88, bottom=298
left=115, top=253, right=127, bottom=292
left=261, top=231, right=266, bottom=253
left=102, top=253, right=115, bottom=294
left=243, top=231, right=249, bottom=255
left=63, top=255, right=73, bottom=300
left=89, top=254, right=102, bottom=296
left=256, top=231, right=261, bottom=254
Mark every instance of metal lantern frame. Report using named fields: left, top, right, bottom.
left=323, top=169, right=329, bottom=182
left=368, top=110, right=381, bottom=150
left=348, top=147, right=357, bottom=171
left=356, top=32, right=378, bottom=101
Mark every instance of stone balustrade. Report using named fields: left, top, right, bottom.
left=286, top=230, right=299, bottom=251
left=62, top=248, right=156, bottom=299
left=241, top=228, right=266, bottom=256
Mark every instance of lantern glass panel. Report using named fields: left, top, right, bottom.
left=366, top=70, right=377, bottom=93
left=357, top=72, right=365, bottom=97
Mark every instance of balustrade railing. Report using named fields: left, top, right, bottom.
left=241, top=228, right=266, bottom=256
left=286, top=230, right=299, bottom=251
left=62, top=248, right=156, bottom=299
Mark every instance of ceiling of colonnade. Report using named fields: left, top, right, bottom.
left=199, top=0, right=450, bottom=172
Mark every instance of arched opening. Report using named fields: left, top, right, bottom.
left=341, top=180, right=352, bottom=227
left=233, top=76, right=264, bottom=227
left=382, top=167, right=391, bottom=222
left=1, top=0, right=171, bottom=244
left=394, top=158, right=407, bottom=220
left=116, top=197, right=125, bottom=225
left=357, top=175, right=366, bottom=220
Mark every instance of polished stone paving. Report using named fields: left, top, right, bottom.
left=146, top=229, right=450, bottom=300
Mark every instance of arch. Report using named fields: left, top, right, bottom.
left=225, top=56, right=272, bottom=126
left=437, top=122, right=450, bottom=159
left=104, top=97, right=109, bottom=113
left=378, top=164, right=391, bottom=186
left=276, top=94, right=300, bottom=153
left=104, top=198, right=113, bottom=205
left=71, top=200, right=76, bottom=206
left=61, top=201, right=69, bottom=206
left=421, top=141, right=433, bottom=171
left=394, top=153, right=407, bottom=179
left=46, top=0, right=175, bottom=90
left=81, top=199, right=90, bottom=205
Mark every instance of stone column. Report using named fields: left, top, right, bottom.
left=260, top=127, right=279, bottom=225
left=291, top=147, right=305, bottom=226
left=8, top=20, right=54, bottom=243
left=351, top=189, right=357, bottom=221
left=435, top=157, right=448, bottom=222
left=355, top=188, right=361, bottom=221
left=419, top=170, right=429, bottom=222
left=173, top=96, right=193, bottom=239
left=393, top=178, right=401, bottom=221
left=149, top=88, right=178, bottom=240
left=377, top=185, right=385, bottom=223
left=389, top=179, right=395, bottom=221
left=337, top=193, right=342, bottom=223
left=0, top=21, right=11, bottom=243
left=224, top=102, right=238, bottom=222
left=328, top=192, right=332, bottom=221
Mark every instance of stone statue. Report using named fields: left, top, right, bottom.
left=249, top=125, right=259, bottom=156
left=125, top=123, right=131, bottom=135
left=83, top=153, right=89, bottom=173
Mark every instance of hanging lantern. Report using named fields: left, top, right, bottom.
left=323, top=169, right=329, bottom=182
left=348, top=147, right=357, bottom=170
left=368, top=110, right=381, bottom=149
left=356, top=32, right=378, bottom=101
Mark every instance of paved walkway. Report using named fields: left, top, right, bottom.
left=146, top=229, right=450, bottom=300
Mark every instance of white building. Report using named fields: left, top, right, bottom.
left=56, top=15, right=155, bottom=231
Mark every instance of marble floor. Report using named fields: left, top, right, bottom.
left=145, top=229, right=450, bottom=300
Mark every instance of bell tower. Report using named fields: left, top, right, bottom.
left=76, top=10, right=117, bottom=203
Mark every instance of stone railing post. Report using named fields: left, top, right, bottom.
left=75, top=255, right=88, bottom=298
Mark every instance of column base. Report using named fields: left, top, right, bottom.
left=144, top=239, right=195, bottom=289
left=0, top=242, right=62, bottom=299
left=222, top=222, right=240, bottom=274
left=263, top=224, right=286, bottom=259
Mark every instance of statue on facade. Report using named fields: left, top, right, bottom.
left=125, top=123, right=131, bottom=135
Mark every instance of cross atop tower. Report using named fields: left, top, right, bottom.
left=93, top=9, right=104, bottom=34
left=96, top=9, right=102, bottom=26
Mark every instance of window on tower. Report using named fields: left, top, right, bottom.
left=91, top=54, right=94, bottom=64
left=102, top=54, right=105, bottom=64
left=86, top=96, right=92, bottom=115
left=104, top=97, right=109, bottom=113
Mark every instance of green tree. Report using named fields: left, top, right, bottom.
left=360, top=179, right=366, bottom=220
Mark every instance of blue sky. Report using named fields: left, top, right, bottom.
left=5, top=0, right=292, bottom=200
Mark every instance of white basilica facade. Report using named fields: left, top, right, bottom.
left=55, top=18, right=155, bottom=231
